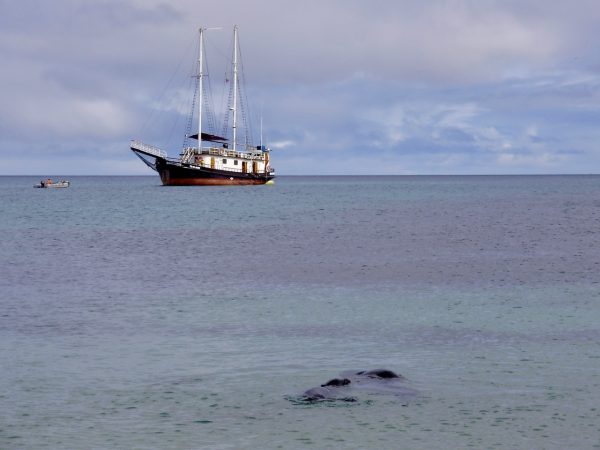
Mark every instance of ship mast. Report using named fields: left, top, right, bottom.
left=232, top=25, right=238, bottom=152
left=198, top=27, right=204, bottom=151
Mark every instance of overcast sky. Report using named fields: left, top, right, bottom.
left=2, top=0, right=600, bottom=175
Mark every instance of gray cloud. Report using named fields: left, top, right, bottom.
left=1, top=0, right=600, bottom=174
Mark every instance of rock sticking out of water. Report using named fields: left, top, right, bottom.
left=295, top=369, right=416, bottom=404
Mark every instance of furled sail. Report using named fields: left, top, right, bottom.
left=188, top=132, right=229, bottom=143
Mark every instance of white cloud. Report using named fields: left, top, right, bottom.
left=270, top=140, right=295, bottom=149
left=2, top=0, right=600, bottom=174
left=496, top=152, right=565, bottom=168
left=2, top=83, right=135, bottom=140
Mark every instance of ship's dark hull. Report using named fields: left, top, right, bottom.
left=155, top=158, right=274, bottom=186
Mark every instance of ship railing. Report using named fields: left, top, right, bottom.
left=131, top=140, right=167, bottom=158
left=203, top=147, right=265, bottom=160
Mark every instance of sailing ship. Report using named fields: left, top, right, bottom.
left=130, top=26, right=275, bottom=185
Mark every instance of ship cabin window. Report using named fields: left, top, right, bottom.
left=222, top=158, right=227, bottom=164
left=234, top=160, right=238, bottom=165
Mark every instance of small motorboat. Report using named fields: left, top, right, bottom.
left=34, top=179, right=70, bottom=188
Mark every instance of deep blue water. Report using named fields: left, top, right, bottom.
left=1, top=175, right=600, bottom=449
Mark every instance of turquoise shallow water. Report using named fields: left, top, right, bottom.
left=1, top=175, right=600, bottom=449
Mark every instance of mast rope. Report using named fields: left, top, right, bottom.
left=182, top=32, right=222, bottom=150
left=182, top=57, right=199, bottom=149
left=219, top=28, right=255, bottom=149
left=139, top=34, right=196, bottom=148
left=220, top=31, right=236, bottom=141
left=237, top=38, right=254, bottom=149
left=203, top=53, right=218, bottom=136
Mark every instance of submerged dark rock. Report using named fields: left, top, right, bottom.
left=295, top=369, right=415, bottom=404
left=301, top=386, right=332, bottom=401
left=300, top=385, right=356, bottom=403
left=321, top=378, right=351, bottom=387
left=356, top=369, right=404, bottom=380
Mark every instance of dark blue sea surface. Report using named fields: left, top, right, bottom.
left=1, top=175, right=600, bottom=449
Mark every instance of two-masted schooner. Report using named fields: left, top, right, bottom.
left=130, top=26, right=275, bottom=185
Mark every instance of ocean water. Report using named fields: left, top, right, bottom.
left=1, top=175, right=600, bottom=449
